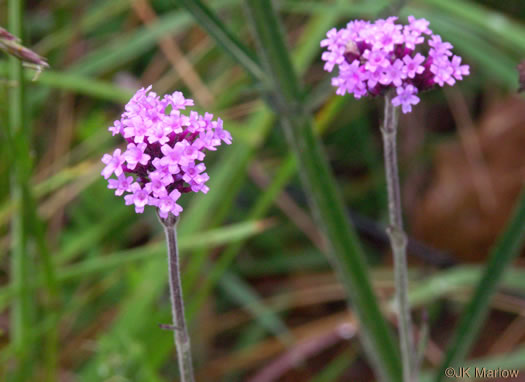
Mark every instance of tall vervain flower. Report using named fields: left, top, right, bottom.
left=321, top=15, right=470, bottom=382
left=101, top=86, right=232, bottom=218
left=101, top=87, right=231, bottom=382
left=321, top=16, right=469, bottom=113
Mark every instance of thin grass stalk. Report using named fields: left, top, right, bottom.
left=7, top=2, right=60, bottom=380
left=7, top=0, right=31, bottom=373
left=381, top=91, right=415, bottom=382
left=435, top=188, right=525, bottom=382
left=158, top=213, right=195, bottom=382
left=176, top=0, right=267, bottom=83
left=243, top=2, right=401, bottom=381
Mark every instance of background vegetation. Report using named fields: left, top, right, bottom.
left=1, top=0, right=525, bottom=381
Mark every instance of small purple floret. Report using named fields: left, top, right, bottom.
left=392, top=85, right=420, bottom=114
left=403, top=53, right=425, bottom=79
left=101, top=86, right=232, bottom=217
left=101, top=148, right=124, bottom=179
left=108, top=173, right=134, bottom=196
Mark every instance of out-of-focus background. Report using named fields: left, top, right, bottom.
left=1, top=0, right=524, bottom=381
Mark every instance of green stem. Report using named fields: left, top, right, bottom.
left=158, top=213, right=195, bottom=382
left=382, top=92, right=415, bottom=382
left=435, top=188, right=525, bottom=382
left=8, top=0, right=31, bottom=368
left=243, top=2, right=401, bottom=381
left=6, top=2, right=59, bottom=379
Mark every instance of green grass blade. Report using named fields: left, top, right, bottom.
left=36, top=0, right=130, bottom=54
left=4, top=57, right=60, bottom=382
left=311, top=350, right=355, bottom=382
left=435, top=189, right=525, bottom=382
left=0, top=220, right=270, bottom=310
left=243, top=3, right=401, bottom=381
left=404, top=7, right=517, bottom=88
left=6, top=2, right=36, bottom=379
left=404, top=266, right=525, bottom=311
left=178, top=0, right=267, bottom=83
left=68, top=0, right=236, bottom=77
left=219, top=272, right=292, bottom=343
left=59, top=220, right=270, bottom=280
left=5, top=1, right=60, bottom=379
left=67, top=9, right=191, bottom=76
left=420, top=0, right=525, bottom=53
left=279, top=0, right=387, bottom=16
left=28, top=70, right=133, bottom=103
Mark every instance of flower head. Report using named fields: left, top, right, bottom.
left=321, top=15, right=469, bottom=113
left=101, top=87, right=232, bottom=217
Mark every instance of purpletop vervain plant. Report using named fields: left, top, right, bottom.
left=321, top=16, right=470, bottom=113
left=322, top=16, right=470, bottom=382
left=101, top=86, right=231, bottom=382
left=101, top=86, right=232, bottom=217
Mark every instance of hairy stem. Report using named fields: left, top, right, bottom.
left=159, top=213, right=195, bottom=382
left=382, top=91, right=416, bottom=382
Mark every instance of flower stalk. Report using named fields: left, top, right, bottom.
left=382, top=90, right=416, bottom=382
left=101, top=86, right=230, bottom=381
left=319, top=14, right=469, bottom=382
left=158, top=213, right=195, bottom=382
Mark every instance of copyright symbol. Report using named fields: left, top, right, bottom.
left=444, top=367, right=455, bottom=378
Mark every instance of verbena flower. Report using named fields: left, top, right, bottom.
left=101, top=86, right=232, bottom=218
left=320, top=16, right=469, bottom=113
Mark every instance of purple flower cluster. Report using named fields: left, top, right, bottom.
left=321, top=16, right=469, bottom=113
left=101, top=86, right=232, bottom=218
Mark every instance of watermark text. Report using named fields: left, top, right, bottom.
left=444, top=367, right=519, bottom=379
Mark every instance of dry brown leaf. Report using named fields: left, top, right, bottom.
left=410, top=96, right=525, bottom=262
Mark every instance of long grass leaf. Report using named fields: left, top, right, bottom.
left=5, top=1, right=59, bottom=379
left=220, top=272, right=292, bottom=343
left=177, top=0, right=267, bottom=83
left=69, top=0, right=236, bottom=77
left=243, top=3, right=401, bottom=381
left=0, top=220, right=270, bottom=308
left=420, top=0, right=525, bottom=53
